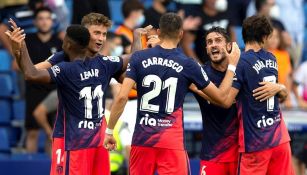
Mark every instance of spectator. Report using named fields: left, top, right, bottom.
left=264, top=25, right=293, bottom=108
left=72, top=0, right=110, bottom=24
left=254, top=0, right=292, bottom=52
left=293, top=61, right=307, bottom=109
left=24, top=6, right=62, bottom=153
left=182, top=0, right=236, bottom=64
left=115, top=0, right=145, bottom=54
left=275, top=0, right=304, bottom=68
left=44, top=0, right=70, bottom=40
left=142, top=0, right=172, bottom=29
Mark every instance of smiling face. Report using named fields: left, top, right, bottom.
left=86, top=24, right=108, bottom=55
left=205, top=32, right=230, bottom=64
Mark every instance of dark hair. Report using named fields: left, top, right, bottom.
left=205, top=26, right=231, bottom=43
left=255, top=0, right=267, bottom=12
left=159, top=13, right=183, bottom=39
left=107, top=32, right=121, bottom=40
left=34, top=6, right=52, bottom=18
left=242, top=15, right=273, bottom=44
left=122, top=0, right=144, bottom=18
left=81, top=13, right=112, bottom=28
left=66, top=25, right=90, bottom=48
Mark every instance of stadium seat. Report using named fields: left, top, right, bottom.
left=38, top=130, right=47, bottom=153
left=0, top=74, right=13, bottom=97
left=12, top=100, right=25, bottom=121
left=10, top=153, right=50, bottom=160
left=0, top=50, right=12, bottom=72
left=10, top=71, right=21, bottom=98
left=0, top=100, right=11, bottom=124
left=0, top=128, right=10, bottom=152
left=7, top=127, right=21, bottom=147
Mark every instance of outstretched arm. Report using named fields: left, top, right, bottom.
left=104, top=78, right=135, bottom=151
left=5, top=19, right=51, bottom=83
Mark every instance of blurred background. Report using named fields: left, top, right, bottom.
left=0, top=0, right=307, bottom=174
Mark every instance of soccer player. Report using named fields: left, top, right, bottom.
left=32, top=13, right=150, bottom=175
left=203, top=15, right=294, bottom=175
left=104, top=12, right=241, bottom=175
left=6, top=23, right=121, bottom=175
left=193, top=26, right=288, bottom=175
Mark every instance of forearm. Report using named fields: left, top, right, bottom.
left=14, top=42, right=39, bottom=80
left=131, top=32, right=143, bottom=52
left=276, top=84, right=288, bottom=102
left=107, top=95, right=128, bottom=129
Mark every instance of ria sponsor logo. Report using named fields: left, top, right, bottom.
left=140, top=115, right=157, bottom=126
left=78, top=120, right=95, bottom=129
left=257, top=116, right=274, bottom=128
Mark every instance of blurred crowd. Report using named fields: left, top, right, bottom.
left=1, top=0, right=307, bottom=174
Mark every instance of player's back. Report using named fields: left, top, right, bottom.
left=126, top=45, right=210, bottom=150
left=233, top=49, right=290, bottom=152
left=48, top=55, right=123, bottom=150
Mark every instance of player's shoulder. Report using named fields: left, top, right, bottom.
left=94, top=54, right=121, bottom=63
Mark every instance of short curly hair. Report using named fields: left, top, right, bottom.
left=242, top=15, right=273, bottom=44
left=66, top=25, right=90, bottom=49
left=81, top=13, right=112, bottom=28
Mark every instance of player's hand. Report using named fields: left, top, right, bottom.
left=225, top=42, right=240, bottom=66
left=253, top=81, right=282, bottom=102
left=133, top=25, right=153, bottom=36
left=147, top=34, right=160, bottom=48
left=5, top=18, right=26, bottom=52
left=104, top=134, right=117, bottom=151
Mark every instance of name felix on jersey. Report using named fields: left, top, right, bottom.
left=80, top=69, right=99, bottom=81
left=252, top=59, right=278, bottom=74
left=142, top=57, right=183, bottom=73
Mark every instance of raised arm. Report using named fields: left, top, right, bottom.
left=116, top=25, right=153, bottom=83
left=5, top=19, right=51, bottom=83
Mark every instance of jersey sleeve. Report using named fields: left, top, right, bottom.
left=101, top=55, right=124, bottom=79
left=47, top=62, right=67, bottom=86
left=232, top=60, right=244, bottom=90
left=46, top=51, right=67, bottom=66
left=125, top=52, right=138, bottom=81
left=186, top=60, right=210, bottom=89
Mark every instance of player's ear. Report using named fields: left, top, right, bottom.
left=226, top=42, right=232, bottom=53
left=157, top=29, right=161, bottom=36
left=178, top=29, right=184, bottom=40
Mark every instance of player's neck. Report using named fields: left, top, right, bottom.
left=211, top=60, right=228, bottom=72
left=69, top=52, right=87, bottom=62
left=245, top=42, right=262, bottom=52
left=160, top=39, right=178, bottom=49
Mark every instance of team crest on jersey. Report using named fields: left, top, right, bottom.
left=51, top=65, right=60, bottom=77
left=103, top=56, right=120, bottom=62
left=127, top=63, right=131, bottom=71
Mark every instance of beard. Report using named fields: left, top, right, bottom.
left=210, top=52, right=227, bottom=64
